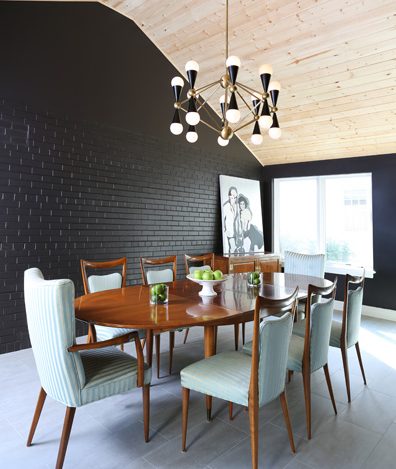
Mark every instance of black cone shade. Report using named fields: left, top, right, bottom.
left=227, top=65, right=239, bottom=85
left=187, top=70, right=197, bottom=88
left=260, top=73, right=271, bottom=93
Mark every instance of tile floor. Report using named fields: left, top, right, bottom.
left=1, top=313, right=396, bottom=468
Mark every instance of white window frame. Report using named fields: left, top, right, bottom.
left=273, top=173, right=375, bottom=278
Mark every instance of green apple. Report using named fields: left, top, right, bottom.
left=213, top=270, right=223, bottom=280
left=155, top=283, right=166, bottom=294
left=202, top=270, right=214, bottom=281
left=253, top=277, right=260, bottom=285
left=193, top=269, right=204, bottom=280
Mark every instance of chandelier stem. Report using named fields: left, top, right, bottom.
left=226, top=0, right=229, bottom=61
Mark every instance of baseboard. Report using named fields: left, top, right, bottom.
left=334, top=300, right=396, bottom=322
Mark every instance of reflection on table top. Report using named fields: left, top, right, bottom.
left=74, top=273, right=332, bottom=331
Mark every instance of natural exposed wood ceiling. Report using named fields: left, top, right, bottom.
left=102, top=0, right=396, bottom=166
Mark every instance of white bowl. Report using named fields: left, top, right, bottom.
left=187, top=274, right=228, bottom=297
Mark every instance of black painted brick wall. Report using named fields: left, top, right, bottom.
left=0, top=98, right=261, bottom=353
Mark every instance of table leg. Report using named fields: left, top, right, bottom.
left=145, top=329, right=153, bottom=367
left=204, top=325, right=216, bottom=421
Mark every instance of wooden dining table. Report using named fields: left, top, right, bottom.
left=75, top=272, right=333, bottom=417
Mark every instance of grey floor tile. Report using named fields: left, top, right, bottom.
left=362, top=423, right=396, bottom=469
left=311, top=368, right=365, bottom=404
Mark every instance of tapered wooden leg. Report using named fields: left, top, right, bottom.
left=302, top=368, right=312, bottom=439
left=87, top=323, right=96, bottom=343
left=324, top=364, right=337, bottom=414
left=214, top=326, right=218, bottom=353
left=234, top=323, right=239, bottom=351
left=228, top=402, right=234, bottom=420
left=242, top=322, right=246, bottom=345
left=145, top=329, right=153, bottom=367
left=55, top=407, right=76, bottom=469
left=248, top=397, right=259, bottom=469
left=341, top=345, right=351, bottom=403
left=120, top=343, right=124, bottom=352
left=141, top=338, right=146, bottom=350
left=182, top=387, right=190, bottom=452
left=183, top=328, right=190, bottom=344
left=287, top=370, right=294, bottom=383
left=143, top=384, right=150, bottom=443
left=27, top=387, right=47, bottom=446
left=355, top=342, right=367, bottom=385
left=155, top=334, right=161, bottom=379
left=279, top=391, right=296, bottom=453
left=169, top=331, right=175, bottom=375
left=204, top=325, right=216, bottom=421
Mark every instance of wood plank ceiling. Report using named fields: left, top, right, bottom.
left=101, top=0, right=396, bottom=166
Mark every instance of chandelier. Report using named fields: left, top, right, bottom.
left=169, top=0, right=281, bottom=147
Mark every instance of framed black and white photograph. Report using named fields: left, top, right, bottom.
left=219, top=175, right=265, bottom=255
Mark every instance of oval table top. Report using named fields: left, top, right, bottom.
left=74, top=272, right=333, bottom=331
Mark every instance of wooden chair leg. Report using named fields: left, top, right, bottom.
left=242, top=322, right=246, bottom=345
left=169, top=331, right=175, bottom=375
left=279, top=391, right=296, bottom=453
left=182, top=387, right=190, bottom=452
left=234, top=323, right=239, bottom=351
left=228, top=401, right=234, bottom=420
left=87, top=323, right=96, bottom=343
left=27, top=387, right=47, bottom=446
left=302, top=368, right=312, bottom=439
left=214, top=326, right=218, bottom=353
left=248, top=397, right=259, bottom=469
left=120, top=343, right=124, bottom=352
left=183, top=328, right=190, bottom=344
left=323, top=364, right=337, bottom=414
left=287, top=370, right=294, bottom=383
left=355, top=342, right=367, bottom=385
left=141, top=338, right=146, bottom=349
left=55, top=407, right=76, bottom=469
left=142, top=384, right=150, bottom=443
left=206, top=395, right=212, bottom=421
left=341, top=345, right=351, bottom=403
left=155, top=334, right=161, bottom=379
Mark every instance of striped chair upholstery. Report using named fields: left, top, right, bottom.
left=188, top=265, right=212, bottom=274
left=146, top=269, right=173, bottom=284
left=24, top=268, right=151, bottom=408
left=284, top=251, right=325, bottom=278
left=181, top=312, right=293, bottom=407
left=88, top=273, right=140, bottom=342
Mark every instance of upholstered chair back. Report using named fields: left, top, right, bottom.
left=284, top=251, right=325, bottom=278
left=146, top=269, right=174, bottom=284
left=24, top=268, right=85, bottom=408
left=346, top=286, right=364, bottom=347
left=87, top=272, right=122, bottom=293
left=258, top=312, right=293, bottom=406
left=309, top=298, right=335, bottom=372
left=188, top=265, right=212, bottom=275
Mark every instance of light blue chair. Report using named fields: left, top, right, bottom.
left=287, top=281, right=337, bottom=439
left=24, top=268, right=151, bottom=469
left=180, top=289, right=299, bottom=469
left=140, top=255, right=182, bottom=378
left=329, top=273, right=366, bottom=402
left=80, top=257, right=143, bottom=348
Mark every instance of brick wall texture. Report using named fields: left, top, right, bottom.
left=0, top=98, right=261, bottom=353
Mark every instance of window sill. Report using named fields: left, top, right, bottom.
left=325, top=263, right=375, bottom=279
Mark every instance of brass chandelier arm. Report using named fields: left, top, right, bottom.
left=198, top=97, right=223, bottom=130
left=195, top=80, right=221, bottom=95
left=236, top=90, right=255, bottom=117
left=197, top=84, right=221, bottom=112
left=235, top=81, right=262, bottom=99
left=199, top=117, right=222, bottom=133
left=233, top=117, right=256, bottom=133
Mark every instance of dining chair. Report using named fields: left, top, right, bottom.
left=185, top=252, right=242, bottom=351
left=287, top=280, right=338, bottom=439
left=233, top=261, right=255, bottom=346
left=80, top=257, right=144, bottom=352
left=24, top=268, right=151, bottom=469
left=180, top=288, right=298, bottom=469
left=140, top=255, right=183, bottom=378
left=329, top=273, right=366, bottom=402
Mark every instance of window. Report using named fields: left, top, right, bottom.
left=273, top=173, right=374, bottom=277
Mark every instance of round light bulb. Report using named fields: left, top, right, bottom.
left=186, top=111, right=200, bottom=126
left=259, top=115, right=273, bottom=130
left=217, top=136, right=229, bottom=147
left=171, top=76, right=184, bottom=87
left=268, top=80, right=281, bottom=92
left=269, top=127, right=282, bottom=139
left=225, top=108, right=241, bottom=124
left=251, top=133, right=263, bottom=145
left=186, top=131, right=198, bottom=143
left=185, top=60, right=199, bottom=72
left=219, top=95, right=230, bottom=104
left=170, top=122, right=183, bottom=135
left=226, top=55, right=241, bottom=68
left=259, top=64, right=273, bottom=76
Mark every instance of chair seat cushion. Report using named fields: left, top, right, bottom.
left=286, top=334, right=305, bottom=372
left=180, top=351, right=251, bottom=406
left=329, top=320, right=343, bottom=348
left=80, top=347, right=151, bottom=405
left=95, top=325, right=145, bottom=342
